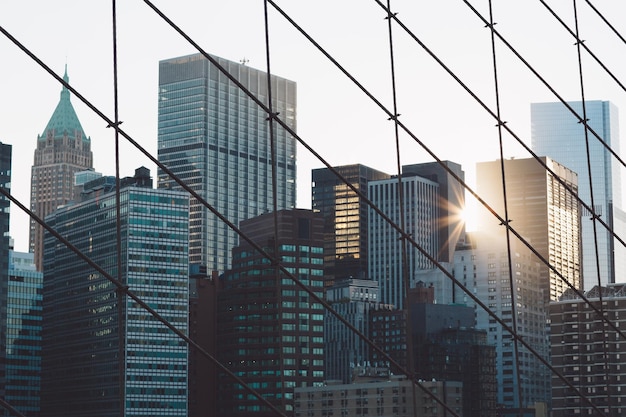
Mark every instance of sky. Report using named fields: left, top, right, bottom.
left=1, top=0, right=625, bottom=253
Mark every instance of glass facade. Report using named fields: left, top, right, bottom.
left=0, top=143, right=12, bottom=414
left=5, top=251, right=43, bottom=417
left=157, top=53, right=297, bottom=274
left=531, top=101, right=624, bottom=288
left=368, top=175, right=439, bottom=309
left=42, top=185, right=189, bottom=417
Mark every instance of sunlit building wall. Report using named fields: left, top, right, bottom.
left=41, top=173, right=189, bottom=417
left=157, top=53, right=297, bottom=274
left=532, top=101, right=625, bottom=289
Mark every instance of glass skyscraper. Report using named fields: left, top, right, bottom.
left=531, top=101, right=625, bottom=288
left=157, top=53, right=297, bottom=274
left=41, top=171, right=189, bottom=417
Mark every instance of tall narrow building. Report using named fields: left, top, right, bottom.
left=41, top=169, right=189, bottom=417
left=311, top=164, right=390, bottom=286
left=0, top=142, right=12, bottom=411
left=531, top=101, right=625, bottom=289
left=157, top=53, right=297, bottom=274
left=476, top=157, right=581, bottom=302
left=29, top=67, right=93, bottom=271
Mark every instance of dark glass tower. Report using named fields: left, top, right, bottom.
left=311, top=164, right=390, bottom=286
left=29, top=67, right=93, bottom=271
left=157, top=53, right=297, bottom=274
left=41, top=171, right=189, bottom=417
left=0, top=142, right=11, bottom=412
left=217, top=209, right=325, bottom=416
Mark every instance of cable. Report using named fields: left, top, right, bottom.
left=584, top=0, right=626, bottom=46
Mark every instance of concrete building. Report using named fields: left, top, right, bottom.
left=29, top=68, right=93, bottom=270
left=157, top=53, right=297, bottom=274
left=41, top=168, right=189, bottom=417
left=550, top=284, right=626, bottom=416
left=532, top=101, right=625, bottom=288
left=217, top=209, right=325, bottom=416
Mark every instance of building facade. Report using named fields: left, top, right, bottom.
left=157, top=53, right=297, bottom=274
left=324, top=277, right=381, bottom=383
left=368, top=172, right=440, bottom=309
left=311, top=164, right=390, bottom=285
left=550, top=284, right=626, bottom=416
left=531, top=101, right=625, bottom=289
left=41, top=171, right=189, bottom=417
left=217, top=209, right=325, bottom=416
left=0, top=143, right=12, bottom=414
left=454, top=231, right=550, bottom=410
left=4, top=250, right=43, bottom=417
left=29, top=68, right=93, bottom=271
left=476, top=157, right=581, bottom=302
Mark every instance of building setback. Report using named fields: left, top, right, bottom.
left=157, top=53, right=297, bottom=274
left=29, top=68, right=93, bottom=271
left=532, top=101, right=625, bottom=288
left=41, top=169, right=189, bottom=417
left=550, top=284, right=626, bottom=416
left=217, top=209, right=325, bottom=416
left=311, top=164, right=390, bottom=285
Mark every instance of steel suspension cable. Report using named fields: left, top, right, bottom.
left=572, top=0, right=612, bottom=411
left=486, top=1, right=524, bottom=413
left=583, top=0, right=626, bottom=46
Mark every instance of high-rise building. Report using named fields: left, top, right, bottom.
left=454, top=231, right=550, bottom=410
left=476, top=157, right=581, bottom=302
left=29, top=67, right=93, bottom=271
left=531, top=101, right=625, bottom=289
left=157, top=53, right=297, bottom=274
left=311, top=164, right=390, bottom=285
left=550, top=284, right=626, bottom=416
left=216, top=209, right=325, bottom=416
left=368, top=168, right=441, bottom=309
left=0, top=142, right=12, bottom=413
left=324, top=277, right=381, bottom=383
left=4, top=249, right=43, bottom=417
left=41, top=169, right=189, bottom=417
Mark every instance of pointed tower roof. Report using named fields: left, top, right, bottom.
left=39, top=66, right=90, bottom=142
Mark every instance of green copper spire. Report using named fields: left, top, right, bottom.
left=39, top=66, right=90, bottom=143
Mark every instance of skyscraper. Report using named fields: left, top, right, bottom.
left=157, top=53, right=297, bottom=274
left=311, top=164, right=390, bottom=285
left=0, top=142, right=11, bottom=414
left=29, top=67, right=93, bottom=271
left=217, top=209, right=325, bottom=417
left=41, top=169, right=189, bottom=417
left=476, top=157, right=581, bottom=302
left=5, top=249, right=43, bottom=417
left=531, top=101, right=625, bottom=288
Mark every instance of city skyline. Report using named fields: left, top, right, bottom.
left=2, top=2, right=626, bottom=254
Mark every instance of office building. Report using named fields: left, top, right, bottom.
left=550, top=284, right=626, bottom=416
left=368, top=170, right=439, bottom=309
left=454, top=231, right=550, bottom=410
left=4, top=249, right=43, bottom=416
left=311, top=164, right=390, bottom=285
left=41, top=168, right=189, bottom=417
left=29, top=67, right=93, bottom=270
left=324, top=277, right=381, bottom=383
left=294, top=376, right=463, bottom=417
left=158, top=53, right=297, bottom=274
left=532, top=101, right=625, bottom=289
left=476, top=157, right=581, bottom=302
left=217, top=209, right=325, bottom=416
left=0, top=143, right=12, bottom=413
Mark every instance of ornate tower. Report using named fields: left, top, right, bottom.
left=29, top=67, right=93, bottom=270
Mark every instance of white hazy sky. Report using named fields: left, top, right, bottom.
left=1, top=0, right=625, bottom=253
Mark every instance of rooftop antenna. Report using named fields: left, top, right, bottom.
left=240, top=57, right=249, bottom=66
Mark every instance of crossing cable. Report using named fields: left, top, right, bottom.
left=262, top=0, right=286, bottom=411
left=538, top=0, right=626, bottom=95
left=108, top=1, right=126, bottom=415
left=584, top=0, right=626, bottom=46
left=0, top=21, right=463, bottom=417
left=261, top=0, right=626, bottom=346
left=572, top=0, right=612, bottom=411
left=0, top=398, right=26, bottom=417
left=370, top=0, right=626, bottom=307
left=135, top=1, right=611, bottom=413
left=485, top=1, right=524, bottom=413
left=383, top=2, right=419, bottom=416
